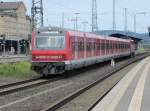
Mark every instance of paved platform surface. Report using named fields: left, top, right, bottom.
left=92, top=56, right=150, bottom=111
left=0, top=55, right=30, bottom=63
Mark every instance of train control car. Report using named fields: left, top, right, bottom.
left=31, top=27, right=135, bottom=76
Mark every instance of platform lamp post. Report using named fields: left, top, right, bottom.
left=112, top=0, right=116, bottom=32
left=134, top=12, right=146, bottom=34
left=74, top=13, right=80, bottom=31
left=71, top=18, right=77, bottom=30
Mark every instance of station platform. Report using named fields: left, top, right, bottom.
left=92, top=56, right=150, bottom=111
left=0, top=54, right=30, bottom=63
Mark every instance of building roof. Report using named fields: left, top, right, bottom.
left=110, top=33, right=142, bottom=42
left=95, top=30, right=142, bottom=42
left=0, top=1, right=26, bottom=11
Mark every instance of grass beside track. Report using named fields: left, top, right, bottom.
left=138, top=48, right=145, bottom=53
left=0, top=61, right=36, bottom=78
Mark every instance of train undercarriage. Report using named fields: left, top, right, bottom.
left=31, top=62, right=65, bottom=76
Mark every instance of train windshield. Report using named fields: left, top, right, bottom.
left=34, top=35, right=65, bottom=50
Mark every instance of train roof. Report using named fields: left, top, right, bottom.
left=35, top=27, right=131, bottom=43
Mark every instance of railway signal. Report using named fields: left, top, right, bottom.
left=0, top=34, right=5, bottom=44
left=0, top=34, right=6, bottom=56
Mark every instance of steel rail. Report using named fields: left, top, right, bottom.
left=0, top=77, right=41, bottom=89
left=0, top=77, right=62, bottom=96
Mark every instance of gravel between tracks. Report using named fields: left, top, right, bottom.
left=56, top=62, right=139, bottom=111
left=0, top=55, right=148, bottom=111
left=0, top=78, right=21, bottom=86
left=0, top=75, right=40, bottom=86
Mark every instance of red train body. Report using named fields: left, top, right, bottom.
left=31, top=27, right=135, bottom=76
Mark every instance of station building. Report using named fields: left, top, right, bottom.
left=0, top=1, right=31, bottom=55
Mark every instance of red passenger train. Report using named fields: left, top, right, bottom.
left=31, top=27, right=135, bottom=76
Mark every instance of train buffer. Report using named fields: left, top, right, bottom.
left=92, top=56, right=150, bottom=111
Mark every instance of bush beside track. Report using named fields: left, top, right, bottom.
left=0, top=61, right=36, bottom=78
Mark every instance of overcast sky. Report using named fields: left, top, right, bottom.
left=3, top=0, right=150, bottom=33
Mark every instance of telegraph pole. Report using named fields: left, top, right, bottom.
left=74, top=13, right=80, bottom=31
left=113, top=0, right=116, bottom=32
left=134, top=14, right=137, bottom=33
left=92, top=0, right=98, bottom=32
left=71, top=19, right=76, bottom=30
left=124, top=8, right=127, bottom=35
left=62, top=12, right=64, bottom=28
left=31, top=0, right=44, bottom=30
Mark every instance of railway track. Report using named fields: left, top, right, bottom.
left=0, top=77, right=62, bottom=96
left=42, top=53, right=150, bottom=111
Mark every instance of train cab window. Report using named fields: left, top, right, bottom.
left=34, top=34, right=65, bottom=50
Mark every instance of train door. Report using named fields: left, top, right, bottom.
left=94, top=39, right=97, bottom=56
left=75, top=36, right=78, bottom=59
left=101, top=40, right=104, bottom=56
left=84, top=35, right=86, bottom=58
left=86, top=38, right=90, bottom=57
left=111, top=40, right=113, bottom=55
left=113, top=40, right=115, bottom=55
left=90, top=38, right=93, bottom=57
left=117, top=41, right=119, bottom=54
left=121, top=42, right=122, bottom=52
left=99, top=39, right=101, bottom=56
left=119, top=41, right=121, bottom=54
left=78, top=37, right=84, bottom=59
left=106, top=40, right=109, bottom=55
left=109, top=40, right=112, bottom=55
left=69, top=36, right=74, bottom=59
left=70, top=36, right=77, bottom=59
left=91, top=39, right=94, bottom=57
left=96, top=39, right=100, bottom=56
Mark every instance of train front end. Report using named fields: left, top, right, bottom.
left=31, top=27, right=70, bottom=76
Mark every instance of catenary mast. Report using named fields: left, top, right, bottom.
left=31, top=0, right=44, bottom=30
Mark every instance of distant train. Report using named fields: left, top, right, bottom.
left=31, top=27, right=135, bottom=76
